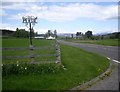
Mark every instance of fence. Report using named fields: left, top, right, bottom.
left=2, top=41, right=61, bottom=64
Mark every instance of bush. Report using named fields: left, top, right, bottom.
left=2, top=63, right=63, bottom=76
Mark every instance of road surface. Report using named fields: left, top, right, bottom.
left=58, top=40, right=119, bottom=90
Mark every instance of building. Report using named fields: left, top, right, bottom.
left=76, top=32, right=83, bottom=39
left=46, top=36, right=55, bottom=40
left=34, top=34, right=45, bottom=39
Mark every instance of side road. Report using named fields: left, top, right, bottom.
left=58, top=40, right=119, bottom=90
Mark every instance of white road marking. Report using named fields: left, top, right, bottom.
left=106, top=57, right=120, bottom=64
left=112, top=60, right=120, bottom=64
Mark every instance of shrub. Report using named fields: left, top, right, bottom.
left=2, top=63, right=63, bottom=76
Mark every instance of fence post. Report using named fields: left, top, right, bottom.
left=30, top=45, right=35, bottom=63
left=55, top=40, right=61, bottom=65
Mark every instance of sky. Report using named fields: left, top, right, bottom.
left=0, top=1, right=119, bottom=35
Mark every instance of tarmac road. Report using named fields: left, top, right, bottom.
left=58, top=40, right=119, bottom=61
left=58, top=40, right=119, bottom=90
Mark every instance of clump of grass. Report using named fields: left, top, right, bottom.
left=67, top=39, right=119, bottom=46
left=2, top=63, right=63, bottom=76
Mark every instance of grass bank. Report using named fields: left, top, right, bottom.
left=66, top=39, right=119, bottom=46
left=2, top=44, right=109, bottom=90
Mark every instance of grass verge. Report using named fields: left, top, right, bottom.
left=2, top=44, right=109, bottom=90
left=66, top=39, right=119, bottom=46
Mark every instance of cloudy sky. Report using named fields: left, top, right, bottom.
left=0, top=1, right=119, bottom=35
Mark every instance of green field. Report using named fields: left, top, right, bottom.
left=66, top=39, right=119, bottom=46
left=2, top=38, right=109, bottom=90
left=2, top=38, right=55, bottom=47
left=2, top=38, right=56, bottom=64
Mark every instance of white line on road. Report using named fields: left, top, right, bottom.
left=107, top=57, right=120, bottom=64
left=112, top=60, right=120, bottom=64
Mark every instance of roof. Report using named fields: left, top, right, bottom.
left=46, top=36, right=55, bottom=40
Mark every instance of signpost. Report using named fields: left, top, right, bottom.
left=22, top=16, right=37, bottom=63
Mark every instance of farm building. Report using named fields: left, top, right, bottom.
left=46, top=36, right=55, bottom=40
left=34, top=34, right=45, bottom=39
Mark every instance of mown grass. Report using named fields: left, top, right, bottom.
left=2, top=38, right=56, bottom=64
left=2, top=44, right=109, bottom=90
left=2, top=38, right=55, bottom=47
left=2, top=49, right=56, bottom=63
left=66, top=39, right=119, bottom=46
left=2, top=50, right=29, bottom=56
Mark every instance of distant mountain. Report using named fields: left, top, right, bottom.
left=0, top=29, right=15, bottom=31
left=58, top=33, right=76, bottom=37
left=94, top=31, right=119, bottom=36
left=0, top=29, right=15, bottom=36
left=58, top=32, right=119, bottom=36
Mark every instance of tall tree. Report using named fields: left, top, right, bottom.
left=16, top=28, right=19, bottom=31
left=76, top=32, right=83, bottom=39
left=85, top=30, right=93, bottom=38
left=54, top=30, right=57, bottom=38
left=14, top=28, right=29, bottom=38
left=48, top=30, right=51, bottom=37
left=71, top=34, right=73, bottom=39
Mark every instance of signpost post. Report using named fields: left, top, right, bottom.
left=22, top=16, right=37, bottom=63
